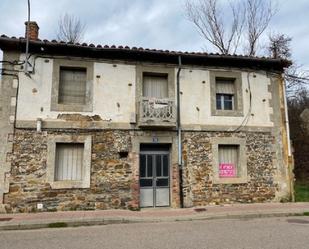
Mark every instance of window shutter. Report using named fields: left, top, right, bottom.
left=143, top=75, right=168, bottom=99
left=55, top=143, right=84, bottom=181
left=59, top=68, right=87, bottom=104
left=216, top=78, right=235, bottom=94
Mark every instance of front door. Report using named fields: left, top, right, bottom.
left=140, top=151, right=170, bottom=208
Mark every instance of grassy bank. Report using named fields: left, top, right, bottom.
left=295, top=182, right=309, bottom=202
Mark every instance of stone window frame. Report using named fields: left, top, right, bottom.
left=47, top=135, right=92, bottom=189
left=211, top=137, right=247, bottom=184
left=136, top=65, right=175, bottom=100
left=210, top=71, right=243, bottom=117
left=51, top=59, right=94, bottom=112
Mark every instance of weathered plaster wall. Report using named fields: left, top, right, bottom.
left=1, top=54, right=291, bottom=212
left=16, top=55, right=273, bottom=128
left=179, top=68, right=273, bottom=127
left=0, top=51, right=20, bottom=210
left=16, top=57, right=136, bottom=123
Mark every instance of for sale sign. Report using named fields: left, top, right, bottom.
left=219, top=163, right=236, bottom=178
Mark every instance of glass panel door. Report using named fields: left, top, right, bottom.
left=140, top=152, right=170, bottom=208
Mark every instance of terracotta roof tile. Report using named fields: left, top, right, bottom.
left=0, top=35, right=292, bottom=71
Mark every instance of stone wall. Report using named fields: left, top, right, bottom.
left=4, top=129, right=138, bottom=213
left=182, top=131, right=277, bottom=207
left=3, top=129, right=282, bottom=213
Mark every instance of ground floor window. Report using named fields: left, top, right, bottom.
left=211, top=137, right=247, bottom=184
left=55, top=143, right=84, bottom=181
left=218, top=145, right=239, bottom=178
left=47, top=135, right=91, bottom=189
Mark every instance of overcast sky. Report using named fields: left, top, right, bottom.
left=0, top=0, right=308, bottom=69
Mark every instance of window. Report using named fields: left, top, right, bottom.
left=211, top=137, right=247, bottom=184
left=58, top=67, right=87, bottom=105
left=210, top=71, right=243, bottom=116
left=51, top=59, right=93, bottom=112
left=216, top=78, right=235, bottom=110
left=55, top=143, right=84, bottom=181
left=143, top=74, right=168, bottom=99
left=216, top=94, right=234, bottom=110
left=47, top=135, right=91, bottom=189
left=218, top=145, right=239, bottom=178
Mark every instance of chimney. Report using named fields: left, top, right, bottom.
left=25, top=21, right=39, bottom=40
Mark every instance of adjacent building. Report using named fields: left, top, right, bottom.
left=0, top=22, right=294, bottom=213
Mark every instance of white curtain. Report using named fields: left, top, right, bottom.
left=143, top=75, right=168, bottom=99
left=216, top=78, right=235, bottom=94
left=55, top=143, right=84, bottom=181
left=218, top=145, right=238, bottom=177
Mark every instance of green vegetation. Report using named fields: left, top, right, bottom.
left=48, top=222, right=68, bottom=228
left=295, top=182, right=309, bottom=202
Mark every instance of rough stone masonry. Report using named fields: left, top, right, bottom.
left=3, top=129, right=278, bottom=213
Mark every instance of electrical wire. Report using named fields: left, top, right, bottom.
left=0, top=68, right=24, bottom=73
left=232, top=71, right=253, bottom=132
left=24, top=0, right=31, bottom=73
left=0, top=60, right=25, bottom=65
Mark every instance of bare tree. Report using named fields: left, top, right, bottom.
left=185, top=0, right=275, bottom=56
left=57, top=13, right=86, bottom=43
left=246, top=0, right=276, bottom=56
left=185, top=0, right=245, bottom=54
left=268, top=33, right=292, bottom=59
left=267, top=33, right=309, bottom=96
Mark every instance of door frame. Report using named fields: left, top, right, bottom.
left=139, top=150, right=171, bottom=208
left=131, top=135, right=179, bottom=209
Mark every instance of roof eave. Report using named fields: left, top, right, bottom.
left=0, top=36, right=291, bottom=72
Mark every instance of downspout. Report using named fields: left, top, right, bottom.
left=282, top=77, right=291, bottom=157
left=177, top=55, right=184, bottom=208
left=282, top=75, right=294, bottom=201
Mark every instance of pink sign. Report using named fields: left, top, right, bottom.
left=219, top=163, right=236, bottom=178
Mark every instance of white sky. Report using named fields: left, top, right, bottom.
left=0, top=0, right=308, bottom=69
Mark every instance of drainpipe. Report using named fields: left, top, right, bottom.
left=282, top=75, right=294, bottom=201
left=282, top=77, right=291, bottom=157
left=176, top=55, right=184, bottom=208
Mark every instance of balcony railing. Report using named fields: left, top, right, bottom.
left=139, top=97, right=176, bottom=127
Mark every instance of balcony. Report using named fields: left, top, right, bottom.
left=138, top=97, right=176, bottom=128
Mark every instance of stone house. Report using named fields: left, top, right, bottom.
left=0, top=22, right=294, bottom=213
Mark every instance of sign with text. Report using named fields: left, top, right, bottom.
left=219, top=163, right=236, bottom=178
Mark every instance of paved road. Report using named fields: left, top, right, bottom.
left=0, top=217, right=309, bottom=249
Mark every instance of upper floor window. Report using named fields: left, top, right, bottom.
left=51, top=59, right=93, bottom=112
left=143, top=74, right=168, bottom=99
left=216, top=78, right=235, bottom=111
left=210, top=71, right=243, bottom=117
left=59, top=67, right=87, bottom=105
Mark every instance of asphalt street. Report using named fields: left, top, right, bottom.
left=0, top=216, right=309, bottom=249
